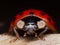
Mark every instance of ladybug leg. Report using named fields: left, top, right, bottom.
left=9, top=26, right=20, bottom=43
left=14, top=26, right=20, bottom=39
left=24, top=33, right=27, bottom=37
left=35, top=33, right=37, bottom=37
left=38, top=27, right=48, bottom=40
left=38, top=35, right=45, bottom=40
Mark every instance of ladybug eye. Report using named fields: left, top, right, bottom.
left=16, top=20, right=25, bottom=29
left=37, top=20, right=46, bottom=29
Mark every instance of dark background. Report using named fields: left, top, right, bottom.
left=0, top=0, right=60, bottom=33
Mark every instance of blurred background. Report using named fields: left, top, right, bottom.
left=0, top=0, right=60, bottom=33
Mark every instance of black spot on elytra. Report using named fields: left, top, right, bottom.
left=40, top=12, right=45, bottom=15
left=30, top=12, right=34, bottom=14
left=48, top=18, right=51, bottom=21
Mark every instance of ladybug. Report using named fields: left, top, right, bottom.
left=9, top=9, right=56, bottom=41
